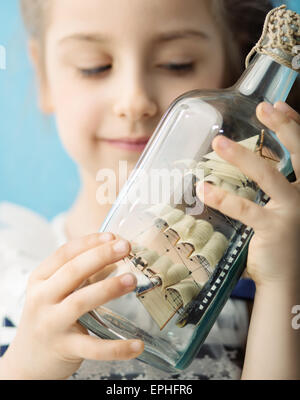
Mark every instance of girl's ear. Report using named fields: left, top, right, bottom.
left=28, top=39, right=54, bottom=114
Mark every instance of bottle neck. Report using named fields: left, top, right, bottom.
left=234, top=53, right=298, bottom=104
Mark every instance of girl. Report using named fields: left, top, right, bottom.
left=0, top=0, right=299, bottom=380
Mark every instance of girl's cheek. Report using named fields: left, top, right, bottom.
left=56, top=104, right=99, bottom=147
left=52, top=89, right=96, bottom=146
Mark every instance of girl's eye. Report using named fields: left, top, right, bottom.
left=77, top=62, right=194, bottom=78
left=78, top=64, right=112, bottom=77
left=159, top=62, right=195, bottom=72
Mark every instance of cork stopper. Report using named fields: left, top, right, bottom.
left=245, top=5, right=300, bottom=71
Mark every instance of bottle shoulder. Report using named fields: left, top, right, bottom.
left=174, top=89, right=260, bottom=111
left=168, top=89, right=262, bottom=134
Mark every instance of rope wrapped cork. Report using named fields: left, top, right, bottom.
left=245, top=5, right=300, bottom=71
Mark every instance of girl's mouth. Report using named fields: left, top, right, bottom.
left=101, top=137, right=150, bottom=152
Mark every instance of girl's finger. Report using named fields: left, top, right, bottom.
left=33, top=232, right=116, bottom=280
left=211, top=135, right=299, bottom=206
left=46, top=239, right=131, bottom=300
left=257, top=102, right=300, bottom=178
left=196, top=182, right=271, bottom=232
left=273, top=101, right=300, bottom=125
left=65, top=333, right=144, bottom=361
left=60, top=273, right=137, bottom=323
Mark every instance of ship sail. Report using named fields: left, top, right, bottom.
left=135, top=250, right=203, bottom=330
left=127, top=202, right=230, bottom=330
left=166, top=278, right=201, bottom=308
left=178, top=135, right=260, bottom=200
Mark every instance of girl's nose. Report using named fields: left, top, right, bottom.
left=113, top=84, right=158, bottom=122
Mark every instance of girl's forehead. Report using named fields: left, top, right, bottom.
left=49, top=0, right=216, bottom=42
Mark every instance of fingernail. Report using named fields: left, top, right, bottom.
left=216, top=135, right=232, bottom=150
left=120, top=273, right=136, bottom=287
left=274, top=102, right=291, bottom=114
left=113, top=239, right=130, bottom=254
left=130, top=341, right=143, bottom=353
left=100, top=233, right=114, bottom=242
left=262, top=102, right=274, bottom=115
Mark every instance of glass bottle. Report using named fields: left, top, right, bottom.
left=79, top=5, right=300, bottom=372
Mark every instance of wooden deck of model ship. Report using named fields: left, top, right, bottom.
left=123, top=133, right=279, bottom=330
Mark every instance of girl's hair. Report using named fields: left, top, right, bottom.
left=20, top=0, right=299, bottom=112
left=20, top=0, right=49, bottom=41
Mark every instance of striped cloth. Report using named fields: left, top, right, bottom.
left=0, top=318, right=16, bottom=357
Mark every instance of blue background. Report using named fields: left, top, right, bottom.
left=0, top=0, right=299, bottom=221
left=0, top=1, right=79, bottom=220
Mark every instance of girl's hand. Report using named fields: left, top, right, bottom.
left=0, top=233, right=144, bottom=380
left=196, top=101, right=300, bottom=289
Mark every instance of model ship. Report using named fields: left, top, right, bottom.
left=127, top=207, right=228, bottom=330
left=123, top=133, right=278, bottom=330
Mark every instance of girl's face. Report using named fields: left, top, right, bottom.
left=34, top=0, right=226, bottom=177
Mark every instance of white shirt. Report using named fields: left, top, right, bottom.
left=0, top=201, right=249, bottom=380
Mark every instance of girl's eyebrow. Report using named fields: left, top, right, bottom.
left=58, top=33, right=109, bottom=45
left=154, top=29, right=210, bottom=42
left=58, top=29, right=210, bottom=46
